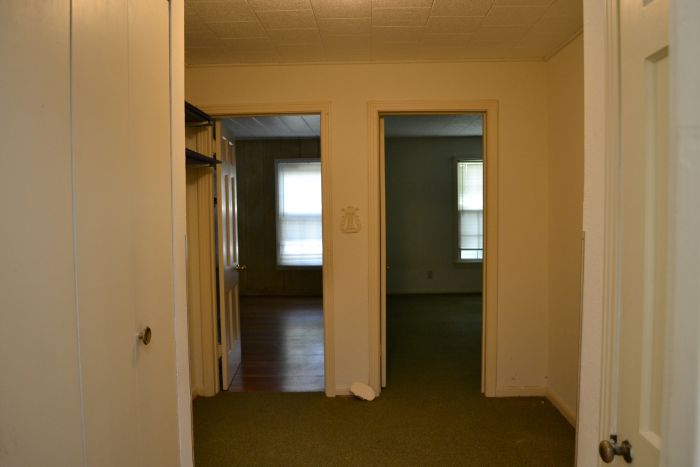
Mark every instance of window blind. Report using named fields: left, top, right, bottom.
left=276, top=161, right=323, bottom=266
left=457, top=161, right=483, bottom=260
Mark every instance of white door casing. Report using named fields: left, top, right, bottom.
left=369, top=102, right=499, bottom=397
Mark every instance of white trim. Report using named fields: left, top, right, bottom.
left=576, top=2, right=611, bottom=466
left=663, top=1, right=700, bottom=465
left=368, top=100, right=499, bottom=398
left=547, top=386, right=577, bottom=427
left=197, top=102, right=336, bottom=397
left=495, top=386, right=546, bottom=398
left=168, top=1, right=194, bottom=466
left=335, top=386, right=353, bottom=397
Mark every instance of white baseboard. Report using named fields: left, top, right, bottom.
left=387, top=289, right=482, bottom=295
left=546, top=386, right=577, bottom=427
left=494, top=386, right=547, bottom=397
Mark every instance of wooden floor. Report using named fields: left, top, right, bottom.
left=228, top=296, right=324, bottom=393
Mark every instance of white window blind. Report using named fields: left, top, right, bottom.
left=276, top=160, right=323, bottom=266
left=457, top=161, right=483, bottom=261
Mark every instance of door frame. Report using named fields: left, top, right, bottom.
left=195, top=102, right=335, bottom=398
left=368, top=100, right=499, bottom=397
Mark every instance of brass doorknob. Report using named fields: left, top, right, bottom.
left=138, top=326, right=152, bottom=346
left=234, top=264, right=247, bottom=272
left=599, top=436, right=632, bottom=463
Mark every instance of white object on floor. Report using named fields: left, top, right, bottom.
left=350, top=382, right=376, bottom=401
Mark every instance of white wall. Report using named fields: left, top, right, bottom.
left=385, top=136, right=483, bottom=294
left=186, top=60, right=551, bottom=394
left=0, top=3, right=85, bottom=465
left=545, top=34, right=584, bottom=425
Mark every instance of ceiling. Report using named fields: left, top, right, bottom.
left=384, top=114, right=482, bottom=137
left=224, top=115, right=321, bottom=138
left=185, top=0, right=582, bottom=66
left=223, top=114, right=482, bottom=138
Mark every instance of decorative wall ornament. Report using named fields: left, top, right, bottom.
left=340, top=206, right=361, bottom=233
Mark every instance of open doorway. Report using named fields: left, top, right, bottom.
left=220, top=114, right=325, bottom=393
left=382, top=114, right=485, bottom=392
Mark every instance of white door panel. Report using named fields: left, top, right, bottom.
left=72, top=1, right=179, bottom=464
left=606, top=0, right=669, bottom=464
left=217, top=123, right=242, bottom=390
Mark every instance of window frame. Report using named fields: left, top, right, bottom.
left=274, top=157, right=323, bottom=269
left=454, top=157, right=484, bottom=264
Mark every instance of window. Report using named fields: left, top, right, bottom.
left=276, top=160, right=323, bottom=266
left=457, top=160, right=483, bottom=261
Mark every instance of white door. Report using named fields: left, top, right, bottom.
left=603, top=0, right=669, bottom=464
left=217, top=123, right=243, bottom=390
left=72, top=1, right=179, bottom=465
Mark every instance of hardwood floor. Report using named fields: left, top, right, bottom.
left=228, top=296, right=324, bottom=393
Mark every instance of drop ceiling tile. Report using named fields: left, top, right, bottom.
left=372, top=26, right=424, bottom=43
left=311, top=0, right=372, bottom=18
left=482, top=5, right=547, bottom=27
left=530, top=14, right=581, bottom=35
left=418, top=45, right=470, bottom=60
left=512, top=27, right=573, bottom=55
left=421, top=33, right=473, bottom=46
left=473, top=25, right=529, bottom=42
left=464, top=39, right=515, bottom=58
left=372, top=0, right=433, bottom=7
left=494, top=0, right=553, bottom=5
left=326, top=48, right=373, bottom=61
left=186, top=30, right=222, bottom=47
left=430, top=0, right=494, bottom=17
left=424, top=16, right=484, bottom=34
left=257, top=9, right=318, bottom=28
left=207, top=21, right=266, bottom=38
left=324, top=34, right=372, bottom=48
left=220, top=37, right=276, bottom=51
left=372, top=43, right=418, bottom=61
left=267, top=28, right=322, bottom=45
left=372, top=7, right=431, bottom=27
left=318, top=18, right=372, bottom=35
left=246, top=0, right=312, bottom=10
left=185, top=19, right=213, bottom=33
left=544, top=0, right=582, bottom=18
left=228, top=49, right=283, bottom=63
left=277, top=44, right=326, bottom=61
left=190, top=1, right=257, bottom=22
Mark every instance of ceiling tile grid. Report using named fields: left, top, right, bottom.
left=185, top=0, right=582, bottom=66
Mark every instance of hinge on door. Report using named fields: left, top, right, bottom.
left=217, top=344, right=223, bottom=358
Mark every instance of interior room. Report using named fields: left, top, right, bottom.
left=383, top=114, right=485, bottom=392
left=223, top=114, right=325, bottom=393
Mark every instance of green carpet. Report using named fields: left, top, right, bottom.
left=193, top=294, right=575, bottom=466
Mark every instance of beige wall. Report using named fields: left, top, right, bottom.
left=546, top=34, right=584, bottom=423
left=186, top=61, right=551, bottom=393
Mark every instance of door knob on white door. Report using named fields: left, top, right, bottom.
left=138, top=327, right=152, bottom=346
left=599, top=436, right=632, bottom=463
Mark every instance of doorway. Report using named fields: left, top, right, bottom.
left=219, top=113, right=327, bottom=393
left=382, top=114, right=485, bottom=391
left=368, top=101, right=499, bottom=397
